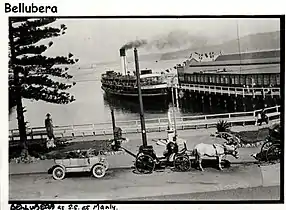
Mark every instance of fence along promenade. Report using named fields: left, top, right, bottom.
left=9, top=105, right=280, bottom=142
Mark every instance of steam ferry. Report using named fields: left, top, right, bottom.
left=101, top=49, right=169, bottom=98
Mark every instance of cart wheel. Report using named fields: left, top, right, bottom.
left=135, top=154, right=155, bottom=174
left=52, top=166, right=65, bottom=180
left=174, top=155, right=191, bottom=171
left=92, top=164, right=106, bottom=178
left=266, top=144, right=281, bottom=162
left=261, top=141, right=272, bottom=153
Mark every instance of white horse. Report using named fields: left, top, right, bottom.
left=193, top=143, right=239, bottom=171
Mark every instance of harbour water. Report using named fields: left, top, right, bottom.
left=8, top=56, right=280, bottom=130
left=9, top=58, right=187, bottom=129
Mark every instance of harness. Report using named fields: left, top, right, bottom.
left=213, top=144, right=219, bottom=156
left=213, top=144, right=227, bottom=156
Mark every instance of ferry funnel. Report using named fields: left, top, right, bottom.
left=119, top=48, right=127, bottom=75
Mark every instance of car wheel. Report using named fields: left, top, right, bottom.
left=52, top=166, right=65, bottom=180
left=92, top=164, right=106, bottom=178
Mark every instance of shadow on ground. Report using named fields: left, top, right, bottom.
left=47, top=159, right=235, bottom=179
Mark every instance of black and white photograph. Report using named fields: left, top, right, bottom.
left=7, top=16, right=282, bottom=201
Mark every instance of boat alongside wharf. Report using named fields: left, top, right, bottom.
left=101, top=70, right=169, bottom=98
left=101, top=48, right=169, bottom=99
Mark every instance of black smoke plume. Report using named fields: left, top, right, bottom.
left=120, top=30, right=208, bottom=52
left=121, top=39, right=148, bottom=50
left=147, top=30, right=208, bottom=50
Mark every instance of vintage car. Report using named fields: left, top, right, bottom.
left=50, top=149, right=109, bottom=180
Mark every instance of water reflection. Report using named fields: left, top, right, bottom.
left=103, top=93, right=170, bottom=114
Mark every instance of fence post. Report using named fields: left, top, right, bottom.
left=11, top=130, right=14, bottom=141
left=30, top=128, right=33, bottom=140
left=158, top=118, right=161, bottom=131
left=276, top=105, right=279, bottom=113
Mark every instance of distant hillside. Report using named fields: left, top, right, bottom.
left=99, top=31, right=280, bottom=65
left=160, top=31, right=280, bottom=60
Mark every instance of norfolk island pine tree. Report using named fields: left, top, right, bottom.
left=9, top=18, right=79, bottom=157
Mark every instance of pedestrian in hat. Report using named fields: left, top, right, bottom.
left=45, top=113, right=56, bottom=148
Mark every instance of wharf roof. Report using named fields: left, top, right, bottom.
left=215, top=49, right=280, bottom=61
left=183, top=63, right=280, bottom=74
left=184, top=49, right=280, bottom=68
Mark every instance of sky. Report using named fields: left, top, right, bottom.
left=44, top=18, right=280, bottom=65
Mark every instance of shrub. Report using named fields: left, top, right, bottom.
left=216, top=120, right=231, bottom=133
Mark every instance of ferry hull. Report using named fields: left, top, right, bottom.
left=101, top=86, right=168, bottom=98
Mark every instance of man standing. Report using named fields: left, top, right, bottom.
left=259, top=108, right=269, bottom=126
left=45, top=113, right=56, bottom=148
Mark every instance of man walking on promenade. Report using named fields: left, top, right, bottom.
left=45, top=113, right=56, bottom=148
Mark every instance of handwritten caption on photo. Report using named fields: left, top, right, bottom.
left=9, top=204, right=118, bottom=210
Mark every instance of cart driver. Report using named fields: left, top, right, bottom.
left=163, top=135, right=187, bottom=160
left=173, top=135, right=188, bottom=153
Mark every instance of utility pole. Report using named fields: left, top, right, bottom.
left=9, top=18, right=28, bottom=156
left=171, top=77, right=177, bottom=137
left=236, top=20, right=242, bottom=74
left=111, top=108, right=116, bottom=138
left=134, top=48, right=147, bottom=147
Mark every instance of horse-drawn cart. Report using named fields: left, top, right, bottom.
left=113, top=136, right=239, bottom=174
left=50, top=149, right=109, bottom=180
left=134, top=144, right=192, bottom=174
left=260, top=123, right=281, bottom=162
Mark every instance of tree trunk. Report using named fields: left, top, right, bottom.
left=9, top=19, right=28, bottom=157
left=16, top=91, right=28, bottom=157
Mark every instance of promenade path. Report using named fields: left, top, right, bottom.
left=9, top=123, right=276, bottom=175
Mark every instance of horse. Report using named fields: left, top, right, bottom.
left=193, top=143, right=239, bottom=171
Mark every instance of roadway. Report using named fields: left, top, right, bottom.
left=9, top=164, right=280, bottom=200
left=131, top=185, right=280, bottom=201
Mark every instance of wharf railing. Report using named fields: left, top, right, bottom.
left=178, top=83, right=280, bottom=97
left=9, top=105, right=280, bottom=141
